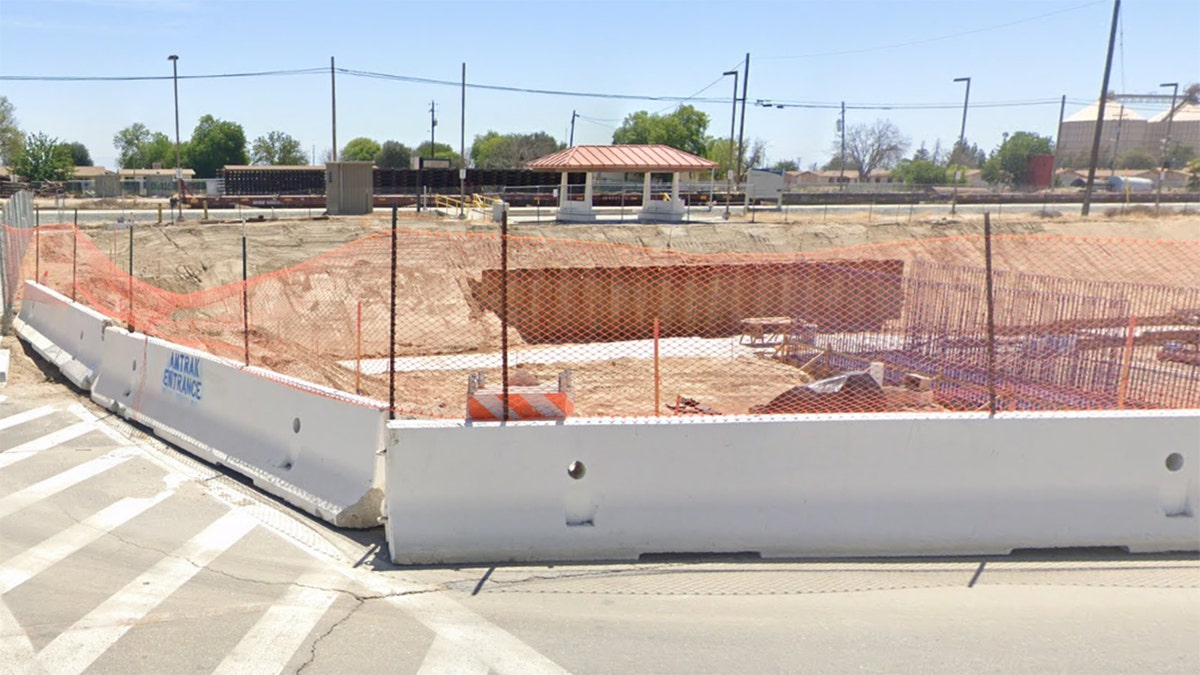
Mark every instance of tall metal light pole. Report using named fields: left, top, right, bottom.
left=429, top=101, right=437, bottom=157
left=723, top=69, right=738, bottom=220
left=1081, top=0, right=1121, bottom=216
left=569, top=110, right=580, bottom=147
left=168, top=55, right=182, bottom=222
left=838, top=101, right=846, bottom=188
left=1155, top=82, right=1179, bottom=216
left=951, top=76, right=970, bottom=215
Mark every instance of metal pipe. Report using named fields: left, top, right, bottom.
left=388, top=206, right=397, bottom=420
left=984, top=211, right=996, bottom=417
left=500, top=206, right=510, bottom=422
left=330, top=57, right=337, bottom=161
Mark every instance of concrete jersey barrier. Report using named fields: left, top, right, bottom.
left=384, top=411, right=1200, bottom=565
left=13, top=281, right=111, bottom=389
left=92, top=326, right=389, bottom=528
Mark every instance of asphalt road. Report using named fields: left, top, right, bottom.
left=1, top=339, right=1198, bottom=674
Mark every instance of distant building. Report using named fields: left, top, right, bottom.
left=1058, top=98, right=1200, bottom=169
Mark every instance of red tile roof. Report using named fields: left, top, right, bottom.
left=526, top=144, right=718, bottom=172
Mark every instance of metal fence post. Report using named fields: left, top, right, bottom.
left=984, top=211, right=997, bottom=416
left=500, top=204, right=510, bottom=422
left=389, top=205, right=398, bottom=420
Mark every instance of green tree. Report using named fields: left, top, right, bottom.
left=414, top=141, right=462, bottom=166
left=374, top=140, right=413, bottom=169
left=772, top=159, right=800, bottom=172
left=184, top=114, right=247, bottom=178
left=980, top=131, right=1053, bottom=187
left=1116, top=148, right=1157, bottom=170
left=113, top=123, right=180, bottom=169
left=340, top=137, right=380, bottom=162
left=1186, top=159, right=1200, bottom=190
left=469, top=130, right=562, bottom=169
left=947, top=138, right=986, bottom=168
left=826, top=119, right=910, bottom=179
left=704, top=137, right=768, bottom=180
left=892, top=158, right=948, bottom=185
left=1163, top=144, right=1195, bottom=170
left=0, top=96, right=23, bottom=166
left=251, top=131, right=307, bottom=165
left=612, top=105, right=710, bottom=157
left=11, top=132, right=74, bottom=182
left=62, top=141, right=93, bottom=166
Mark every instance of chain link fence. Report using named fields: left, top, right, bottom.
left=8, top=203, right=1200, bottom=417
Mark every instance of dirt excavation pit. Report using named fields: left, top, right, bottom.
left=67, top=210, right=1200, bottom=418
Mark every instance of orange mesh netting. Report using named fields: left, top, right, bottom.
left=12, top=223, right=1200, bottom=417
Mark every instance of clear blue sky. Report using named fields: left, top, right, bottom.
left=1, top=0, right=1196, bottom=170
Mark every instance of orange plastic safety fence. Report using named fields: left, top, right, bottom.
left=13, top=223, right=1200, bottom=418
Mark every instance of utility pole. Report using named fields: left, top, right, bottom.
left=735, top=52, right=750, bottom=182
left=838, top=101, right=846, bottom=188
left=569, top=110, right=579, bottom=147
left=429, top=101, right=437, bottom=157
left=1081, top=0, right=1120, bottom=216
left=330, top=56, right=337, bottom=162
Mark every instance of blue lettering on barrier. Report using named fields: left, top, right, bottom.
left=162, top=351, right=203, bottom=401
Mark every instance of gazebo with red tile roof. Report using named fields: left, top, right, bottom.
left=526, top=144, right=717, bottom=223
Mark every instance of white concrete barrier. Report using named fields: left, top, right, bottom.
left=385, top=411, right=1200, bottom=564
left=92, top=326, right=389, bottom=528
left=13, top=281, right=112, bottom=389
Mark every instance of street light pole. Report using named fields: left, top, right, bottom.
left=951, top=76, right=970, bottom=215
left=168, top=54, right=182, bottom=222
left=1155, top=82, right=1179, bottom=216
left=723, top=69, right=738, bottom=220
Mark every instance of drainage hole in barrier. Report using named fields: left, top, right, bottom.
left=132, top=360, right=137, bottom=371
left=1166, top=453, right=1184, bottom=472
left=280, top=460, right=293, bottom=470
left=292, top=417, right=301, bottom=434
left=79, top=330, right=84, bottom=340
left=567, top=460, right=586, bottom=480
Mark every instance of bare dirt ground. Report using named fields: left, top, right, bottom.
left=78, top=208, right=1200, bottom=293
left=53, top=209, right=1199, bottom=417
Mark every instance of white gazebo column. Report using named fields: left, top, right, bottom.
left=559, top=171, right=569, bottom=208
left=670, top=172, right=681, bottom=202
left=642, top=172, right=652, bottom=204
left=583, top=172, right=594, bottom=208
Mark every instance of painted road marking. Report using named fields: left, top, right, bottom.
left=0, top=404, right=57, bottom=433
left=0, top=421, right=96, bottom=470
left=212, top=571, right=342, bottom=675
left=0, top=486, right=178, bottom=594
left=0, top=446, right=139, bottom=520
left=35, top=510, right=258, bottom=674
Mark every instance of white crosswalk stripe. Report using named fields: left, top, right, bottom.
left=33, top=509, right=259, bottom=674
left=0, top=486, right=179, bottom=594
left=0, top=420, right=97, bottom=470
left=0, top=446, right=139, bottom=520
left=0, top=404, right=57, bottom=433
left=212, top=571, right=342, bottom=675
left=0, top=399, right=567, bottom=674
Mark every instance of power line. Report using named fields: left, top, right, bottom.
left=0, top=64, right=1096, bottom=113
left=757, top=0, right=1106, bottom=60
left=0, top=67, right=327, bottom=82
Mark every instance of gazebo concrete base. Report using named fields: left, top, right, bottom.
left=638, top=200, right=687, bottom=223
left=555, top=200, right=599, bottom=223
